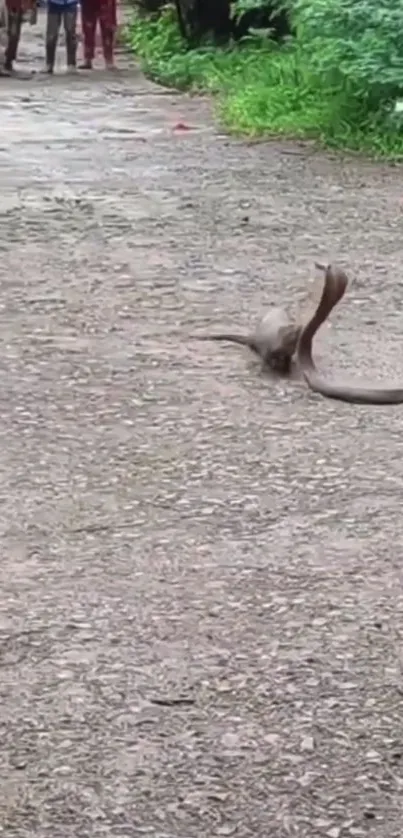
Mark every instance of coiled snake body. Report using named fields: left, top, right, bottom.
left=298, top=264, right=403, bottom=405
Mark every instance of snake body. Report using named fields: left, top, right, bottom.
left=297, top=264, right=403, bottom=405
left=190, top=263, right=403, bottom=405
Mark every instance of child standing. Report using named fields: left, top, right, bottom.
left=1, top=0, right=36, bottom=75
left=45, top=0, right=77, bottom=73
left=79, top=0, right=116, bottom=71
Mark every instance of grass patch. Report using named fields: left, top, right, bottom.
left=127, top=5, right=403, bottom=159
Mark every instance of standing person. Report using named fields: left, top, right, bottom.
left=45, top=0, right=78, bottom=73
left=0, top=0, right=8, bottom=74
left=1, top=0, right=36, bottom=75
left=79, top=0, right=116, bottom=71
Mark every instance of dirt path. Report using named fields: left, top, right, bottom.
left=1, top=10, right=403, bottom=838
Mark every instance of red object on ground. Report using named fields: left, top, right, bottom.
left=173, top=122, right=191, bottom=131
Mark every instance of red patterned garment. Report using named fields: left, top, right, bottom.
left=81, top=0, right=116, bottom=65
left=6, top=0, right=35, bottom=13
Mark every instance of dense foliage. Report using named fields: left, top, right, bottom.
left=128, top=0, right=403, bottom=158
left=294, top=0, right=403, bottom=109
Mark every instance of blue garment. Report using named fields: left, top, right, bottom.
left=48, top=0, right=77, bottom=7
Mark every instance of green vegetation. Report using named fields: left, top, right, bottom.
left=127, top=1, right=403, bottom=158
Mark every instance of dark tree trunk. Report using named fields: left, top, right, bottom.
left=134, top=0, right=166, bottom=12
left=174, top=0, right=231, bottom=44
left=173, top=0, right=293, bottom=45
left=136, top=0, right=293, bottom=45
left=232, top=3, right=292, bottom=41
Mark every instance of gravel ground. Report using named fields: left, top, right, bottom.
left=1, top=10, right=403, bottom=838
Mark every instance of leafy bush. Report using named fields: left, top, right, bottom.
left=294, top=0, right=403, bottom=111
left=128, top=1, right=403, bottom=158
